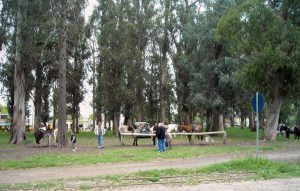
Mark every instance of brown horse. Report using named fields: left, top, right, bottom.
left=178, top=124, right=204, bottom=144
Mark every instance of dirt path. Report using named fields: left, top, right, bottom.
left=0, top=149, right=299, bottom=185
left=114, top=177, right=300, bottom=191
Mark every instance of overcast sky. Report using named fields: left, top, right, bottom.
left=79, top=0, right=99, bottom=118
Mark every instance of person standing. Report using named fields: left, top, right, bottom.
left=156, top=123, right=166, bottom=152
left=70, top=132, right=77, bottom=151
left=94, top=123, right=105, bottom=149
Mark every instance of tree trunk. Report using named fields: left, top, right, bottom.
left=296, top=111, right=300, bottom=126
left=182, top=110, right=190, bottom=125
left=92, top=41, right=96, bottom=132
left=33, top=57, right=43, bottom=133
left=205, top=110, right=212, bottom=132
left=75, top=109, right=79, bottom=133
left=10, top=0, right=28, bottom=144
left=240, top=112, right=245, bottom=129
left=211, top=111, right=224, bottom=132
left=137, top=88, right=144, bottom=122
left=113, top=111, right=120, bottom=135
left=52, top=84, right=58, bottom=129
left=160, top=0, right=170, bottom=123
left=230, top=115, right=235, bottom=127
left=248, top=109, right=255, bottom=131
left=264, top=93, right=283, bottom=140
left=103, top=111, right=107, bottom=129
left=57, top=0, right=68, bottom=147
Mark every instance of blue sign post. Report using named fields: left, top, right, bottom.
left=252, top=92, right=265, bottom=159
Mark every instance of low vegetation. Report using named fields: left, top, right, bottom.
left=0, top=157, right=299, bottom=190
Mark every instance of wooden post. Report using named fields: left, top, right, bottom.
left=223, top=131, right=227, bottom=144
left=120, top=133, right=124, bottom=146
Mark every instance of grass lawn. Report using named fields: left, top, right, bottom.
left=0, top=127, right=298, bottom=170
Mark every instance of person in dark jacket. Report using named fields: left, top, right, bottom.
left=156, top=123, right=166, bottom=152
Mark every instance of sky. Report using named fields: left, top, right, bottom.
left=79, top=0, right=99, bottom=118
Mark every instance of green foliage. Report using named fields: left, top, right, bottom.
left=0, top=104, right=8, bottom=113
left=217, top=0, right=300, bottom=101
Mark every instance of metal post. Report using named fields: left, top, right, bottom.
left=256, top=92, right=259, bottom=159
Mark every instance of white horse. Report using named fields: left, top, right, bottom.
left=166, top=124, right=178, bottom=136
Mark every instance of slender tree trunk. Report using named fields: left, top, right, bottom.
left=248, top=109, right=255, bottom=131
left=57, top=0, right=68, bottom=147
left=230, top=115, right=235, bottom=127
left=71, top=107, right=76, bottom=133
left=92, top=41, right=96, bottom=132
left=160, top=0, right=170, bottom=123
left=264, top=93, right=283, bottom=140
left=10, top=0, right=28, bottom=144
left=75, top=109, right=79, bottom=133
left=124, top=104, right=131, bottom=125
left=34, top=60, right=42, bottom=132
left=104, top=111, right=107, bottom=129
left=240, top=112, right=245, bottom=129
left=113, top=111, right=120, bottom=135
left=52, top=84, right=57, bottom=129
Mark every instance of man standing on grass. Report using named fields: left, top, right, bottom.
left=156, top=123, right=166, bottom=152
left=94, top=123, right=105, bottom=149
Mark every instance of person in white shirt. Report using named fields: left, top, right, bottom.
left=94, top=123, right=105, bottom=149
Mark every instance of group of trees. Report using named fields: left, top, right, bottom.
left=0, top=0, right=88, bottom=145
left=0, top=0, right=299, bottom=145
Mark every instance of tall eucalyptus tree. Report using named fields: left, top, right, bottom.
left=217, top=0, right=300, bottom=140
left=10, top=0, right=28, bottom=144
left=57, top=0, right=68, bottom=147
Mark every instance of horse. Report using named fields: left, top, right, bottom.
left=166, top=124, right=178, bottom=134
left=34, top=128, right=57, bottom=146
left=118, top=125, right=135, bottom=145
left=132, top=122, right=154, bottom=146
left=277, top=124, right=290, bottom=137
left=178, top=124, right=204, bottom=144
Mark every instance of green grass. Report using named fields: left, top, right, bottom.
left=0, top=127, right=297, bottom=170
left=0, top=145, right=254, bottom=170
left=1, top=157, right=299, bottom=190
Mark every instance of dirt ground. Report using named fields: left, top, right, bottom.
left=0, top=137, right=300, bottom=190
left=114, top=177, right=300, bottom=191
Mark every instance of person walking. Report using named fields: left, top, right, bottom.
left=94, top=123, right=105, bottom=149
left=70, top=132, right=77, bottom=152
left=156, top=123, right=166, bottom=152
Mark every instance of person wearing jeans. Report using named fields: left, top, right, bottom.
left=94, top=123, right=105, bottom=148
left=155, top=124, right=166, bottom=152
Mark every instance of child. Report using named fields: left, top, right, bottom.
left=71, top=132, right=77, bottom=151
